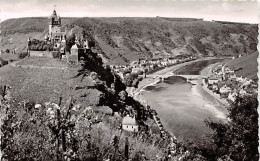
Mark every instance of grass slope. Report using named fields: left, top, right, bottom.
left=0, top=57, right=101, bottom=105
left=226, top=51, right=258, bottom=80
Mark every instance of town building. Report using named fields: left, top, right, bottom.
left=67, top=38, right=91, bottom=65
left=228, top=92, right=237, bottom=102
left=122, top=115, right=139, bottom=132
left=207, top=78, right=219, bottom=85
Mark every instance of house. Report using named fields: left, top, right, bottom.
left=236, top=76, right=246, bottom=83
left=208, top=78, right=219, bottom=85
left=122, top=115, right=139, bottom=132
left=241, top=80, right=252, bottom=88
left=219, top=85, right=231, bottom=94
left=230, top=74, right=236, bottom=79
left=67, top=44, right=79, bottom=65
left=70, top=44, right=78, bottom=55
left=239, top=89, right=247, bottom=96
left=130, top=61, right=139, bottom=68
left=228, top=93, right=237, bottom=102
left=138, top=58, right=147, bottom=64
left=212, top=84, right=218, bottom=92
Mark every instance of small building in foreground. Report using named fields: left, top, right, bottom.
left=122, top=115, right=139, bottom=132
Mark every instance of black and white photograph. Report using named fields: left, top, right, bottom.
left=0, top=0, right=259, bottom=160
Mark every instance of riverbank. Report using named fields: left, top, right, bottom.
left=199, top=64, right=229, bottom=107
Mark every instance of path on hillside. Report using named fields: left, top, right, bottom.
left=8, top=58, right=69, bottom=70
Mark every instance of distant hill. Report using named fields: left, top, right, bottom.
left=226, top=51, right=258, bottom=80
left=1, top=17, right=258, bottom=65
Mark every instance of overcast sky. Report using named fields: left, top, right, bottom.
left=0, top=0, right=259, bottom=23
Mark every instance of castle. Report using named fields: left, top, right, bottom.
left=27, top=8, right=91, bottom=65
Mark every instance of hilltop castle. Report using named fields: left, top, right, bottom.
left=27, top=8, right=92, bottom=65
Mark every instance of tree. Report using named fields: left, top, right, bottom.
left=66, top=34, right=76, bottom=51
left=124, top=73, right=138, bottom=87
left=187, top=95, right=259, bottom=161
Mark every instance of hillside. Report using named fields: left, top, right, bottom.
left=0, top=57, right=100, bottom=105
left=0, top=50, right=139, bottom=112
left=1, top=17, right=258, bottom=65
left=226, top=51, right=258, bottom=80
left=0, top=53, right=182, bottom=160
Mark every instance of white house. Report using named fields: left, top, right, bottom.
left=122, top=115, right=139, bottom=132
left=228, top=93, right=237, bottom=102
left=208, top=78, right=219, bottom=85
left=70, top=44, right=78, bottom=55
left=241, top=80, right=252, bottom=88
left=239, top=89, right=247, bottom=96
left=219, top=85, right=231, bottom=94
left=212, top=84, right=218, bottom=91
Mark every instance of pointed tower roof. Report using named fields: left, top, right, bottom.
left=49, top=10, right=60, bottom=21
left=52, top=10, right=57, bottom=16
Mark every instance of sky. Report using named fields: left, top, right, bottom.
left=0, top=0, right=259, bottom=23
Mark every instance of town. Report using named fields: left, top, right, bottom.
left=203, top=63, right=257, bottom=104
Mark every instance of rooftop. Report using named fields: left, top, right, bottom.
left=122, top=115, right=137, bottom=125
left=49, top=10, right=60, bottom=21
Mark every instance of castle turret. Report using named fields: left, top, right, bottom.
left=48, top=8, right=65, bottom=44
left=48, top=10, right=61, bottom=35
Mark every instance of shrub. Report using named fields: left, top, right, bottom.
left=124, top=73, right=139, bottom=87
left=66, top=34, right=76, bottom=51
left=0, top=94, right=168, bottom=161
left=185, top=95, right=259, bottom=161
left=18, top=52, right=29, bottom=59
left=250, top=43, right=257, bottom=51
left=28, top=39, right=54, bottom=51
left=52, top=51, right=61, bottom=59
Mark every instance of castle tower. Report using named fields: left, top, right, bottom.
left=48, top=9, right=61, bottom=35
left=48, top=8, right=63, bottom=44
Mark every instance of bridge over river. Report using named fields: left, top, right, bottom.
left=146, top=74, right=207, bottom=80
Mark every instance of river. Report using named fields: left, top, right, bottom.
left=142, top=59, right=227, bottom=142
